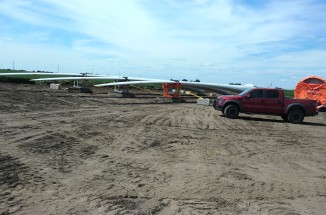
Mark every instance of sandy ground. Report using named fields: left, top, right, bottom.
left=0, top=83, right=325, bottom=215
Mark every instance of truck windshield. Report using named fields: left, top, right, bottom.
left=239, top=89, right=252, bottom=96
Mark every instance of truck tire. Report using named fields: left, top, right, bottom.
left=287, top=109, right=304, bottom=124
left=224, top=104, right=239, bottom=119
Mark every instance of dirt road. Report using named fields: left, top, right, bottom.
left=1, top=83, right=325, bottom=215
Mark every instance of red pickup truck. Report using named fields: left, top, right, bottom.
left=213, top=88, right=318, bottom=124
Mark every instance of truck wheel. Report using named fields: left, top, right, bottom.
left=281, top=115, right=288, bottom=122
left=224, top=105, right=239, bottom=119
left=212, top=100, right=218, bottom=110
left=287, top=109, right=304, bottom=124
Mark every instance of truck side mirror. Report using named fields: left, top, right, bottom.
left=246, top=94, right=250, bottom=99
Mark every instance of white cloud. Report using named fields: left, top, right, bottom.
left=0, top=0, right=326, bottom=88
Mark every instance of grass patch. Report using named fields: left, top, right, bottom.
left=1, top=69, right=35, bottom=84
left=0, top=69, right=60, bottom=84
left=283, top=89, right=294, bottom=98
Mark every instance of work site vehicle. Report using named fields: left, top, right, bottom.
left=213, top=88, right=318, bottom=124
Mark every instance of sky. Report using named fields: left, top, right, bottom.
left=0, top=0, right=326, bottom=89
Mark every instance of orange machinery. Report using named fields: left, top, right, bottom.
left=162, top=83, right=181, bottom=98
left=294, top=76, right=326, bottom=110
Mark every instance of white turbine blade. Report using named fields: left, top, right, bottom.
left=31, top=76, right=165, bottom=82
left=95, top=80, right=176, bottom=87
left=179, top=81, right=255, bottom=93
left=0, top=72, right=93, bottom=76
left=30, top=76, right=127, bottom=81
left=1, top=71, right=255, bottom=94
left=95, top=80, right=255, bottom=93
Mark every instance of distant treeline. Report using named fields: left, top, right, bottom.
left=0, top=69, right=38, bottom=84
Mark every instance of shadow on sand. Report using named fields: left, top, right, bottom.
left=220, top=115, right=326, bottom=127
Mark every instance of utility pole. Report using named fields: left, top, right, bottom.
left=13, top=60, right=15, bottom=70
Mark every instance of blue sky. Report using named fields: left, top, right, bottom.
left=1, top=0, right=326, bottom=89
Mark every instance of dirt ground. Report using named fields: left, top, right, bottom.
left=0, top=83, right=325, bottom=215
